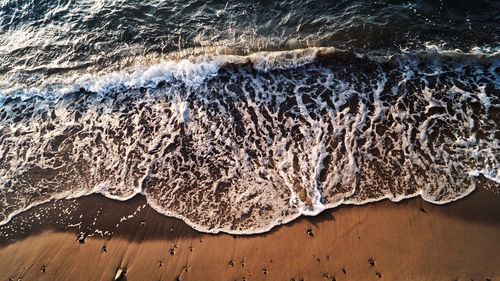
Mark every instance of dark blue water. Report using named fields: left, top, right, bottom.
left=1, top=0, right=498, bottom=88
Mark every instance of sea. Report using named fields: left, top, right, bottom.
left=0, top=0, right=498, bottom=234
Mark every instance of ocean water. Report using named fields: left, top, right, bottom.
left=0, top=0, right=498, bottom=234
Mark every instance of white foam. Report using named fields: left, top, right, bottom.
left=0, top=47, right=498, bottom=234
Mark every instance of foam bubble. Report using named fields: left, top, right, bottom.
left=0, top=48, right=498, bottom=233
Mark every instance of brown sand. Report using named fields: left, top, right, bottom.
left=0, top=187, right=499, bottom=281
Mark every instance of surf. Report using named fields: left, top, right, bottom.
left=0, top=48, right=498, bottom=234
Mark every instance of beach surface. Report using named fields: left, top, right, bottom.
left=0, top=187, right=499, bottom=281
left=1, top=1, right=499, bottom=280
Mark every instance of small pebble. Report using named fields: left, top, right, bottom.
left=77, top=233, right=86, bottom=243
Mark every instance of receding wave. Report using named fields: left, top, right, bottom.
left=0, top=48, right=498, bottom=234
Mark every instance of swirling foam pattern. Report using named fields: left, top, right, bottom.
left=0, top=48, right=498, bottom=233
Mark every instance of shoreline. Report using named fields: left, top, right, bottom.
left=0, top=178, right=485, bottom=236
left=1, top=187, right=499, bottom=280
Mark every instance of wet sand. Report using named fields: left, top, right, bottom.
left=0, top=187, right=499, bottom=281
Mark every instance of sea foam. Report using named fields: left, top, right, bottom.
left=0, top=48, right=498, bottom=234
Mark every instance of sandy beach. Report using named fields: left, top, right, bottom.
left=0, top=187, right=499, bottom=281
left=1, top=0, right=499, bottom=280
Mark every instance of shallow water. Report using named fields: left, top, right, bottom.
left=0, top=0, right=498, bottom=234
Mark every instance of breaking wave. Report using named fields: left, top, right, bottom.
left=0, top=47, right=499, bottom=233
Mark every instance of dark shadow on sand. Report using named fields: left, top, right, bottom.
left=1, top=186, right=499, bottom=246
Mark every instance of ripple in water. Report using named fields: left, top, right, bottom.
left=0, top=48, right=498, bottom=233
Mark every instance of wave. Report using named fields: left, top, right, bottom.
left=2, top=0, right=499, bottom=93
left=0, top=48, right=499, bottom=234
